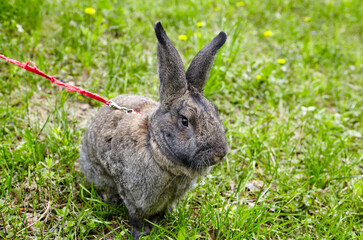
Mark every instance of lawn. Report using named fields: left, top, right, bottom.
left=0, top=0, right=362, bottom=239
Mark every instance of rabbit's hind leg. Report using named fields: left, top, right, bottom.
left=98, top=186, right=122, bottom=205
left=79, top=147, right=121, bottom=205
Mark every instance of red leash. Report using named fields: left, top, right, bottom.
left=0, top=55, right=141, bottom=115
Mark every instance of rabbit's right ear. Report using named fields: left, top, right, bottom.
left=155, top=21, right=187, bottom=106
left=186, top=32, right=227, bottom=93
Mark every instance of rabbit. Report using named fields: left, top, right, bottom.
left=79, top=21, right=228, bottom=239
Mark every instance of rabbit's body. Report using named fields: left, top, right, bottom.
left=79, top=95, right=197, bottom=219
left=79, top=22, right=228, bottom=239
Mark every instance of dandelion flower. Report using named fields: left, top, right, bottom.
left=264, top=30, right=272, bottom=37
left=194, top=32, right=202, bottom=37
left=256, top=75, right=262, bottom=80
left=304, top=17, right=311, bottom=22
left=226, top=58, right=232, bottom=62
left=236, top=2, right=245, bottom=7
left=215, top=7, right=220, bottom=11
left=84, top=7, right=96, bottom=15
left=178, top=35, right=188, bottom=41
left=277, top=58, right=286, bottom=64
left=197, top=22, right=205, bottom=28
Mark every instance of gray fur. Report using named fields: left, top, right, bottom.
left=186, top=32, right=227, bottom=93
left=79, top=21, right=228, bottom=239
left=155, top=21, right=187, bottom=106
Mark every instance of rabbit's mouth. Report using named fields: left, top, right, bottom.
left=190, top=148, right=222, bottom=169
left=160, top=131, right=225, bottom=171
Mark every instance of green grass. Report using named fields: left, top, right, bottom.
left=1, top=0, right=362, bottom=239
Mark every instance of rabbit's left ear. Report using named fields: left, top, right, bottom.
left=186, top=32, right=227, bottom=93
left=155, top=21, right=187, bottom=106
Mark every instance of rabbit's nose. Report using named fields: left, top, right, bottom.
left=213, top=143, right=228, bottom=162
left=213, top=153, right=225, bottom=163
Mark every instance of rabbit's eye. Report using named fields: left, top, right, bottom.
left=181, top=116, right=188, bottom=127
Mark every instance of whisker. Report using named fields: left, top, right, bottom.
left=160, top=170, right=183, bottom=194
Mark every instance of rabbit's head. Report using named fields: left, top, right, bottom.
left=150, top=22, right=228, bottom=174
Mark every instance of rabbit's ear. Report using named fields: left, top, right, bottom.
left=186, top=32, right=227, bottom=93
left=155, top=21, right=187, bottom=106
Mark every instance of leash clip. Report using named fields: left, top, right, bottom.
left=108, top=100, right=140, bottom=115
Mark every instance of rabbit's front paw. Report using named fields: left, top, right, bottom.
left=129, top=216, right=151, bottom=239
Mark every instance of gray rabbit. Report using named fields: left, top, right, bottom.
left=79, top=21, right=228, bottom=239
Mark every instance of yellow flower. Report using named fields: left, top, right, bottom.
left=84, top=7, right=96, bottom=15
left=256, top=75, right=262, bottom=80
left=178, top=35, right=188, bottom=41
left=264, top=30, right=272, bottom=37
left=226, top=58, right=232, bottom=62
left=194, top=32, right=202, bottom=37
left=277, top=58, right=286, bottom=64
left=236, top=2, right=245, bottom=7
left=304, top=17, right=311, bottom=22
left=215, top=7, right=220, bottom=11
left=197, top=22, right=204, bottom=28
